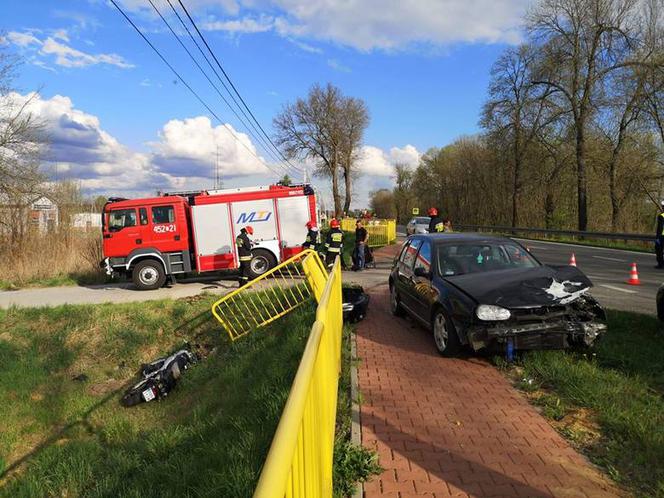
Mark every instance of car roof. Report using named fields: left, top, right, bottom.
left=407, top=233, right=515, bottom=244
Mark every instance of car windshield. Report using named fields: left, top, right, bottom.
left=414, top=217, right=430, bottom=224
left=436, top=242, right=539, bottom=276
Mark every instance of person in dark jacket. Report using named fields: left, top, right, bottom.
left=236, top=226, right=254, bottom=286
left=325, top=218, right=344, bottom=268
left=428, top=207, right=444, bottom=233
left=656, top=202, right=664, bottom=268
left=303, top=221, right=320, bottom=250
left=354, top=219, right=369, bottom=270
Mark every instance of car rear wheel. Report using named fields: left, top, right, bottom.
left=249, top=249, right=277, bottom=279
left=432, top=308, right=460, bottom=357
left=132, top=259, right=166, bottom=291
left=390, top=283, right=405, bottom=317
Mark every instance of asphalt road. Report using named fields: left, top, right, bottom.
left=516, top=238, right=660, bottom=316
left=1, top=233, right=660, bottom=314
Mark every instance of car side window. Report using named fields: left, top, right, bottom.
left=152, top=205, right=174, bottom=224
left=139, top=208, right=149, bottom=226
left=414, top=240, right=432, bottom=273
left=398, top=241, right=411, bottom=263
left=402, top=239, right=422, bottom=269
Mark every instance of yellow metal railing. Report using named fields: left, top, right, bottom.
left=254, top=256, right=343, bottom=498
left=339, top=217, right=397, bottom=247
left=211, top=249, right=328, bottom=341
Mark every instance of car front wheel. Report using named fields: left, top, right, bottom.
left=432, top=308, right=460, bottom=357
left=390, top=283, right=405, bottom=317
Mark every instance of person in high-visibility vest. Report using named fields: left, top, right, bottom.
left=236, top=226, right=254, bottom=286
left=325, top=218, right=344, bottom=268
left=303, top=221, right=320, bottom=250
left=427, top=207, right=444, bottom=233
left=656, top=202, right=664, bottom=268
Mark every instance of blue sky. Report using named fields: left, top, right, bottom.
left=2, top=0, right=530, bottom=206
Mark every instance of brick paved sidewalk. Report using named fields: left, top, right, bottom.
left=355, top=248, right=622, bottom=498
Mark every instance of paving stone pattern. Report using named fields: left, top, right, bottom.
left=356, top=246, right=622, bottom=498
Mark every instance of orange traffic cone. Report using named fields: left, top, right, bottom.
left=569, top=253, right=577, bottom=266
left=626, top=262, right=641, bottom=285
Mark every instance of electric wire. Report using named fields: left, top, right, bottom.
left=108, top=0, right=284, bottom=177
left=177, top=0, right=304, bottom=174
left=147, top=0, right=290, bottom=172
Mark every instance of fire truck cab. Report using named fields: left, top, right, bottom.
left=101, top=184, right=317, bottom=290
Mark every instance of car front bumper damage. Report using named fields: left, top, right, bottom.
left=466, top=296, right=607, bottom=352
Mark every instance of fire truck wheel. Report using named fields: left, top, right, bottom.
left=249, top=249, right=277, bottom=279
left=132, top=259, right=167, bottom=290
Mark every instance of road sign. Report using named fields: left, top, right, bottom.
left=412, top=208, right=419, bottom=215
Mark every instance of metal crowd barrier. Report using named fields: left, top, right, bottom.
left=211, top=249, right=328, bottom=341
left=253, top=256, right=343, bottom=498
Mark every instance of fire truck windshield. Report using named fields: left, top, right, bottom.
left=108, top=209, right=137, bottom=231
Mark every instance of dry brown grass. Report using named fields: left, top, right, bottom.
left=0, top=230, right=106, bottom=289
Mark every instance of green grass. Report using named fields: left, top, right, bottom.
left=0, top=295, right=314, bottom=497
left=509, top=310, right=664, bottom=497
left=0, top=271, right=109, bottom=291
left=0, top=290, right=377, bottom=497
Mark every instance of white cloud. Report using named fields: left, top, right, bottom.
left=2, top=93, right=278, bottom=196
left=202, top=15, right=273, bottom=33
left=6, top=31, right=42, bottom=47
left=327, top=59, right=351, bottom=72
left=181, top=0, right=527, bottom=51
left=150, top=116, right=270, bottom=178
left=40, top=37, right=134, bottom=69
left=356, top=144, right=421, bottom=177
left=5, top=30, right=134, bottom=69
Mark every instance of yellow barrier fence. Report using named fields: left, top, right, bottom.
left=211, top=249, right=328, bottom=341
left=339, top=218, right=397, bottom=247
left=253, top=256, right=343, bottom=498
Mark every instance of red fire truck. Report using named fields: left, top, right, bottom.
left=101, top=184, right=317, bottom=290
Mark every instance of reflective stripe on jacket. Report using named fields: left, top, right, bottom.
left=325, top=228, right=343, bottom=253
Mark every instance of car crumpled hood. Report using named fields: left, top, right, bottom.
left=444, top=265, right=593, bottom=309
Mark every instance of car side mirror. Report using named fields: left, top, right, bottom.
left=414, top=267, right=431, bottom=279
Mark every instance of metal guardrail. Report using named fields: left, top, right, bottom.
left=455, top=224, right=654, bottom=243
left=253, top=256, right=343, bottom=498
left=339, top=218, right=397, bottom=247
left=211, top=249, right=327, bottom=341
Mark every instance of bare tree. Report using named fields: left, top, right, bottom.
left=273, top=83, right=369, bottom=216
left=482, top=44, right=559, bottom=226
left=339, top=96, right=369, bottom=213
left=0, top=43, right=46, bottom=244
left=392, top=164, right=414, bottom=223
left=527, top=0, right=660, bottom=230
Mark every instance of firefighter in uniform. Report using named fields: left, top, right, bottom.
left=428, top=207, right=445, bottom=233
left=236, top=226, right=254, bottom=286
left=303, top=221, right=320, bottom=250
left=656, top=201, right=664, bottom=268
left=325, top=218, right=344, bottom=268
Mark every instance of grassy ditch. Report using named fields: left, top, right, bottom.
left=0, top=291, right=379, bottom=497
left=500, top=310, right=664, bottom=497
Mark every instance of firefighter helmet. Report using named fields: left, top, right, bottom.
left=330, top=218, right=340, bottom=228
left=244, top=226, right=254, bottom=235
left=428, top=207, right=438, bottom=216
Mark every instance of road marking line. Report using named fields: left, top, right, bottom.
left=527, top=246, right=549, bottom=250
left=593, top=255, right=626, bottom=262
left=599, top=284, right=637, bottom=294
left=587, top=275, right=612, bottom=280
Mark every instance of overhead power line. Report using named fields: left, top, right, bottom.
left=108, top=0, right=284, bottom=177
left=146, top=0, right=290, bottom=172
left=177, top=0, right=303, bottom=174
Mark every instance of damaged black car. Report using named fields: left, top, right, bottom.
left=388, top=233, right=607, bottom=356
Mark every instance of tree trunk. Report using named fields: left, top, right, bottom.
left=544, top=190, right=555, bottom=229
left=332, top=168, right=342, bottom=217
left=512, top=154, right=521, bottom=228
left=343, top=167, right=352, bottom=214
left=575, top=125, right=588, bottom=231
